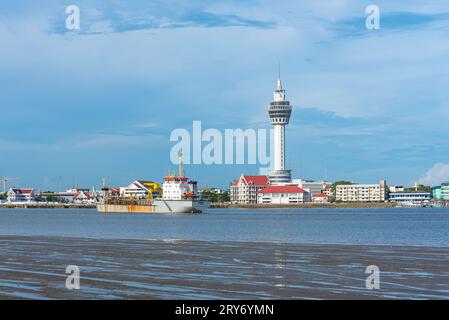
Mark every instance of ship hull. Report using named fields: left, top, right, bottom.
left=96, top=204, right=156, bottom=213
left=97, top=199, right=209, bottom=214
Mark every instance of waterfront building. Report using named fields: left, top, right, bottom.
left=54, top=188, right=90, bottom=203
left=322, top=184, right=333, bottom=196
left=389, top=191, right=432, bottom=206
left=312, top=193, right=331, bottom=203
left=257, top=185, right=310, bottom=204
left=267, top=75, right=293, bottom=185
left=6, top=188, right=35, bottom=202
left=230, top=175, right=269, bottom=204
left=389, top=185, right=405, bottom=193
left=120, top=180, right=159, bottom=199
left=336, top=180, right=387, bottom=202
left=441, top=183, right=449, bottom=201
left=73, top=191, right=95, bottom=204
left=432, top=186, right=442, bottom=200
left=292, top=179, right=331, bottom=196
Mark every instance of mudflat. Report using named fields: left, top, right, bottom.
left=0, top=236, right=448, bottom=299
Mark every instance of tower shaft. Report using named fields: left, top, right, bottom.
left=273, top=124, right=285, bottom=171
left=267, top=76, right=292, bottom=185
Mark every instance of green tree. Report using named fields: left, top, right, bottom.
left=218, top=191, right=230, bottom=202
left=331, top=181, right=353, bottom=193
left=45, top=194, right=59, bottom=203
left=200, top=190, right=230, bottom=203
left=404, top=185, right=432, bottom=193
left=0, top=193, right=6, bottom=200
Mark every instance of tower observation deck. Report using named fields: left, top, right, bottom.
left=267, top=77, right=292, bottom=184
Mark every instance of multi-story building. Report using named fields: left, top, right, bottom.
left=6, top=188, right=35, bottom=202
left=432, top=186, right=442, bottom=200
left=441, top=183, right=449, bottom=201
left=336, top=180, right=387, bottom=202
left=120, top=180, right=160, bottom=199
left=389, top=191, right=432, bottom=206
left=230, top=175, right=269, bottom=204
left=257, top=185, right=310, bottom=204
left=292, top=179, right=331, bottom=196
left=389, top=185, right=405, bottom=193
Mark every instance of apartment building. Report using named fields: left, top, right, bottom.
left=336, top=180, right=387, bottom=202
left=230, top=175, right=269, bottom=204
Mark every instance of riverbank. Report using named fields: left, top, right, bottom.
left=0, top=202, right=398, bottom=210
left=0, top=235, right=448, bottom=299
left=211, top=202, right=397, bottom=209
left=0, top=203, right=96, bottom=209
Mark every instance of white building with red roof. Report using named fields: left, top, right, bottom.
left=6, top=188, right=35, bottom=203
left=257, top=185, right=310, bottom=204
left=73, top=191, right=95, bottom=204
left=311, top=193, right=331, bottom=203
left=120, top=180, right=158, bottom=199
left=230, top=175, right=269, bottom=204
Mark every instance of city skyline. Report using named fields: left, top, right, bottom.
left=1, top=1, right=449, bottom=190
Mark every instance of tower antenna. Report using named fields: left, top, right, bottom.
left=278, top=60, right=281, bottom=79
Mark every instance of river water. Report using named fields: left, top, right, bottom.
left=0, top=207, right=448, bottom=246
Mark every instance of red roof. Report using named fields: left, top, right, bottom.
left=312, top=193, right=330, bottom=198
left=232, top=175, right=269, bottom=186
left=258, top=186, right=308, bottom=194
left=11, top=188, right=33, bottom=194
left=73, top=192, right=94, bottom=199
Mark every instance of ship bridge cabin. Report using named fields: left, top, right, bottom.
left=162, top=175, right=197, bottom=201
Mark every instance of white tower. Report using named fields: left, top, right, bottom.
left=267, top=74, right=292, bottom=184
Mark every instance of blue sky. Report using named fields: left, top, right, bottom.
left=1, top=0, right=449, bottom=190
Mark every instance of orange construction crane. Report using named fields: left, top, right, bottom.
left=1, top=177, right=21, bottom=194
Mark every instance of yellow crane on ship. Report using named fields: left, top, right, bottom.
left=144, top=182, right=162, bottom=202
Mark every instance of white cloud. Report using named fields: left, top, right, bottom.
left=418, top=163, right=449, bottom=186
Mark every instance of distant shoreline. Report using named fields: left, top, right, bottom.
left=1, top=202, right=441, bottom=210
left=0, top=203, right=96, bottom=209
left=211, top=202, right=398, bottom=209
left=1, top=202, right=396, bottom=209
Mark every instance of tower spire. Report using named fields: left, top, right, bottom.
left=276, top=61, right=283, bottom=91
left=278, top=60, right=281, bottom=80
left=274, top=62, right=285, bottom=102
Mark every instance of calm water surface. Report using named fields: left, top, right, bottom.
left=1, top=207, right=448, bottom=246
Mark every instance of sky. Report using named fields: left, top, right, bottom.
left=1, top=0, right=449, bottom=190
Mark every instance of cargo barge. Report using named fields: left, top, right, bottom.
left=97, top=150, right=209, bottom=214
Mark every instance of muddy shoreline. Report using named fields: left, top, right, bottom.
left=0, top=235, right=448, bottom=299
